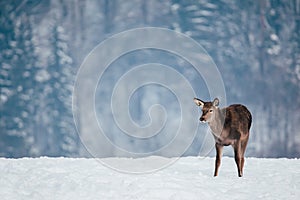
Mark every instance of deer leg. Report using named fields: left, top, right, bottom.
left=240, top=136, right=249, bottom=175
left=214, top=143, right=223, bottom=177
left=234, top=141, right=243, bottom=177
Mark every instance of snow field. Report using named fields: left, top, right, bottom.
left=0, top=157, right=299, bottom=200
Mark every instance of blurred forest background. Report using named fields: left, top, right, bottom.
left=0, top=0, right=300, bottom=158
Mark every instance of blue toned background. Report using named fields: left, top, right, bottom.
left=0, top=0, right=299, bottom=158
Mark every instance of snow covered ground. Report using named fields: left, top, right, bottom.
left=0, top=156, right=299, bottom=200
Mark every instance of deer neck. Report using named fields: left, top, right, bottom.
left=208, top=108, right=225, bottom=136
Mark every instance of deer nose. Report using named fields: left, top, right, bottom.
left=200, top=117, right=205, bottom=122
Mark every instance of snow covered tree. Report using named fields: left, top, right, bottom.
left=33, top=20, right=78, bottom=156
left=0, top=3, right=38, bottom=157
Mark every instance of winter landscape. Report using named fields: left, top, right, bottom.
left=1, top=0, right=300, bottom=199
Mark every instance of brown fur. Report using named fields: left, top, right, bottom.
left=194, top=98, right=252, bottom=177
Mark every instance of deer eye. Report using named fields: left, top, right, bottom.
left=209, top=109, right=213, bottom=113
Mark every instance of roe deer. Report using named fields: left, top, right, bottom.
left=193, top=97, right=252, bottom=177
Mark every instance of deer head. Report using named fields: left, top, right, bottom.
left=193, top=97, right=219, bottom=123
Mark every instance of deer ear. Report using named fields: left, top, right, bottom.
left=193, top=98, right=204, bottom=108
left=213, top=98, right=219, bottom=107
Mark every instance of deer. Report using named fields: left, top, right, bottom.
left=193, top=97, right=252, bottom=177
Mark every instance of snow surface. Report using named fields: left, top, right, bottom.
left=0, top=157, right=299, bottom=200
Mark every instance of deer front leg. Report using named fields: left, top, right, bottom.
left=234, top=141, right=243, bottom=177
left=214, top=143, right=223, bottom=177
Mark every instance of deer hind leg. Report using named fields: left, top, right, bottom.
left=234, top=141, right=243, bottom=177
left=214, top=143, right=223, bottom=177
left=240, top=135, right=249, bottom=175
